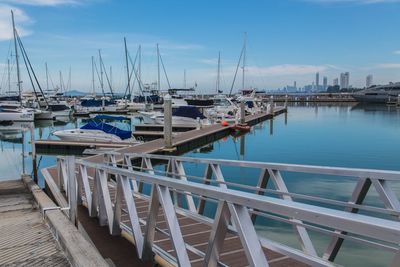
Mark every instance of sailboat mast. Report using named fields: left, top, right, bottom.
left=139, top=45, right=142, bottom=83
left=59, top=71, right=63, bottom=92
left=7, top=59, right=11, bottom=93
left=157, top=43, right=160, bottom=92
left=45, top=63, right=49, bottom=91
left=216, top=51, right=221, bottom=94
left=242, top=32, right=247, bottom=91
left=184, top=69, right=186, bottom=89
left=124, top=37, right=131, bottom=96
left=68, top=66, right=71, bottom=91
left=11, top=10, right=22, bottom=106
left=109, top=66, right=112, bottom=90
left=91, top=56, right=95, bottom=95
left=99, top=49, right=104, bottom=94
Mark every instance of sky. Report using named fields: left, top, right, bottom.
left=0, top=0, right=400, bottom=94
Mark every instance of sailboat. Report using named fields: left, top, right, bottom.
left=0, top=11, right=34, bottom=122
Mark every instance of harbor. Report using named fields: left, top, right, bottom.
left=2, top=1, right=400, bottom=267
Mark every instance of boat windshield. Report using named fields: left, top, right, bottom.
left=214, top=98, right=230, bottom=106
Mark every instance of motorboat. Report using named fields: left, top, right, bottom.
left=352, top=83, right=400, bottom=103
left=138, top=111, right=162, bottom=124
left=0, top=107, right=34, bottom=122
left=153, top=106, right=209, bottom=126
left=53, top=115, right=139, bottom=143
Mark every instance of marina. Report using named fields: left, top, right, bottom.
left=1, top=1, right=400, bottom=266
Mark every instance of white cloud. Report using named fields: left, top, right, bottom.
left=2, top=0, right=81, bottom=6
left=376, top=63, right=400, bottom=69
left=305, top=0, right=400, bottom=4
left=0, top=5, right=32, bottom=41
left=394, top=51, right=400, bottom=55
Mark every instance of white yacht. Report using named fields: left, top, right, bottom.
left=53, top=116, right=139, bottom=143
left=352, top=83, right=400, bottom=103
left=0, top=107, right=34, bottom=122
left=153, top=106, right=210, bottom=126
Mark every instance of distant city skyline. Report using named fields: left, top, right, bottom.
left=0, top=0, right=400, bottom=93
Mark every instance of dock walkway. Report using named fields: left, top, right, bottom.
left=0, top=180, right=70, bottom=266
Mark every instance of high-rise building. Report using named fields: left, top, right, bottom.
left=316, top=72, right=320, bottom=91
left=323, top=76, right=328, bottom=90
left=366, top=75, right=373, bottom=88
left=333, top=78, right=339, bottom=86
left=294, top=81, right=297, bottom=89
left=340, top=72, right=350, bottom=89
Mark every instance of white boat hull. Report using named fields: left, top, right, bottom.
left=53, top=129, right=123, bottom=143
left=0, top=110, right=34, bottom=122
left=34, top=110, right=54, bottom=120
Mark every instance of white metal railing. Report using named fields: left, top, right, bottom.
left=53, top=153, right=400, bottom=267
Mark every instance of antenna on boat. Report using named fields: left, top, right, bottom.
left=11, top=10, right=22, bottom=106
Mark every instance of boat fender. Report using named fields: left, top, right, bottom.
left=221, top=120, right=229, bottom=127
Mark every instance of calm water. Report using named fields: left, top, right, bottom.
left=0, top=103, right=399, bottom=266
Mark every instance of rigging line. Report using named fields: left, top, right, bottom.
left=93, top=60, right=105, bottom=96
left=17, top=33, right=49, bottom=107
left=229, top=45, right=245, bottom=97
left=99, top=54, right=114, bottom=97
left=159, top=52, right=171, bottom=89
left=123, top=46, right=139, bottom=97
left=128, top=47, right=145, bottom=95
left=128, top=46, right=140, bottom=96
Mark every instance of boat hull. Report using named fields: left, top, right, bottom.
left=0, top=111, right=34, bottom=122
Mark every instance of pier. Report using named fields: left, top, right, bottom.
left=42, top=152, right=400, bottom=266
left=0, top=176, right=109, bottom=266
left=36, top=107, right=286, bottom=156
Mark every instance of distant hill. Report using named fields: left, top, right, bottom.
left=63, top=90, right=87, bottom=97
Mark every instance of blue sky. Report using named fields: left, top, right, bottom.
left=0, top=0, right=400, bottom=93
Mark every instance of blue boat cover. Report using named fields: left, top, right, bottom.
left=172, top=106, right=206, bottom=119
left=81, top=99, right=114, bottom=107
left=246, top=101, right=254, bottom=109
left=81, top=121, right=132, bottom=140
left=93, top=115, right=130, bottom=121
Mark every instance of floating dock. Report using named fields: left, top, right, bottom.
left=36, top=107, right=286, bottom=156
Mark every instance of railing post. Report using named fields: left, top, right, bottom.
left=164, top=93, right=173, bottom=149
left=268, top=95, right=274, bottom=114
left=240, top=100, right=246, bottom=124
left=66, top=156, right=77, bottom=225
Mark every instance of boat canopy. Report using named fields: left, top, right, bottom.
left=172, top=106, right=206, bottom=119
left=81, top=99, right=114, bottom=107
left=92, top=115, right=130, bottom=121
left=81, top=121, right=132, bottom=140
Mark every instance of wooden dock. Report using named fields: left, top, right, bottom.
left=36, top=107, right=285, bottom=156
left=0, top=178, right=110, bottom=267
left=85, top=107, right=286, bottom=162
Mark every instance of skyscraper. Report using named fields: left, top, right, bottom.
left=340, top=72, right=350, bottom=89
left=366, top=75, right=373, bottom=88
left=333, top=78, right=339, bottom=86
left=323, top=76, right=328, bottom=91
left=316, top=72, right=320, bottom=91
